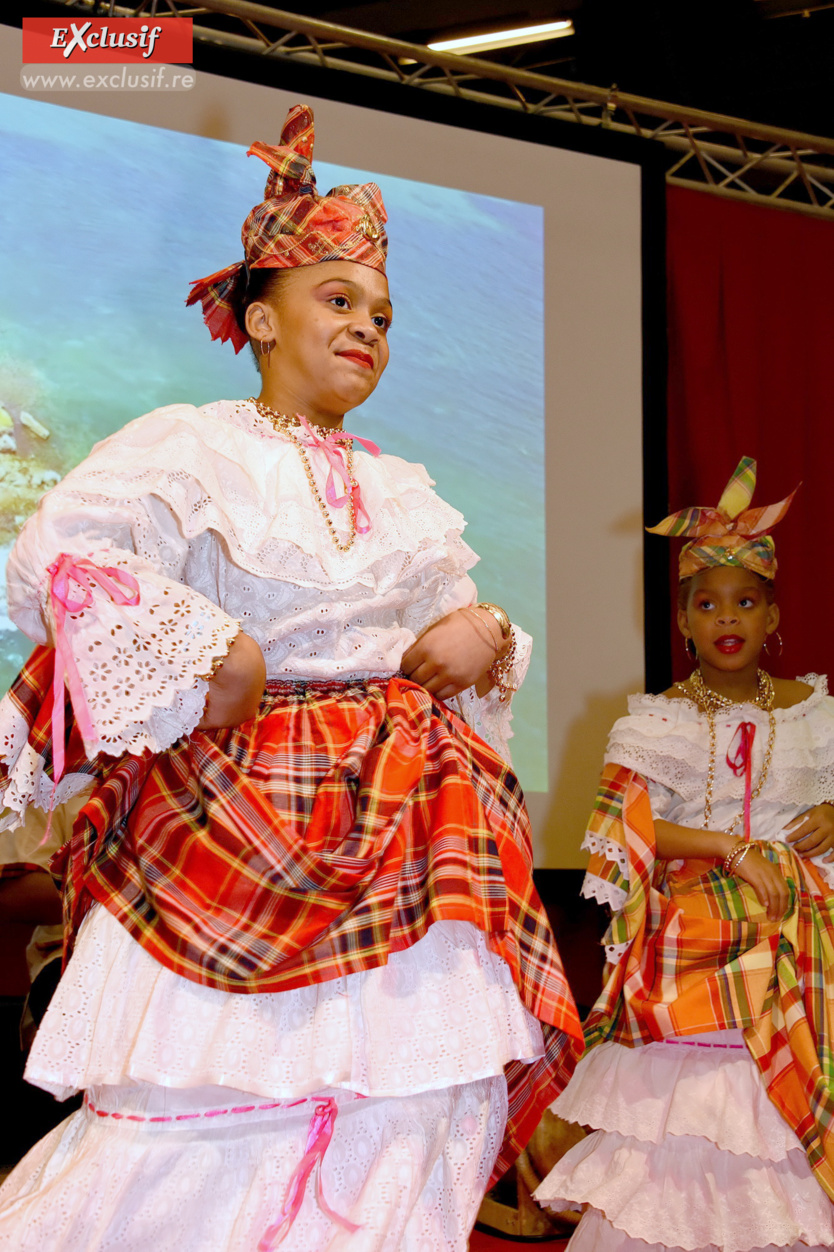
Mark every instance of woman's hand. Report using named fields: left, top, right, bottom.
left=733, top=847, right=790, bottom=923
left=401, top=607, right=502, bottom=701
left=197, top=631, right=266, bottom=729
left=783, top=804, right=834, bottom=860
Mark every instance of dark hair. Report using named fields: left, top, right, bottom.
left=677, top=570, right=777, bottom=610
left=234, top=268, right=293, bottom=367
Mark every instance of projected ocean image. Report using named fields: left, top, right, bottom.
left=0, top=93, right=546, bottom=789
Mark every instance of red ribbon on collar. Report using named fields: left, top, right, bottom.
left=727, top=720, right=756, bottom=843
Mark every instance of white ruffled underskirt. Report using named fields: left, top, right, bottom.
left=535, top=1036, right=834, bottom=1252
left=26, top=907, right=544, bottom=1102
left=0, top=1074, right=506, bottom=1251
left=564, top=1207, right=832, bottom=1252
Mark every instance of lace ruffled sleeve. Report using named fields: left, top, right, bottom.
left=581, top=764, right=633, bottom=913
left=580, top=763, right=658, bottom=971
left=2, top=442, right=240, bottom=785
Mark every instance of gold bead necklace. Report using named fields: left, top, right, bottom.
left=675, top=668, right=776, bottom=834
left=249, top=398, right=358, bottom=553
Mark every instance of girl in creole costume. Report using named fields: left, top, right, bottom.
left=0, top=105, right=580, bottom=1251
left=535, top=457, right=834, bottom=1251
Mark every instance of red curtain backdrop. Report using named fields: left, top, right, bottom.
left=664, top=186, right=834, bottom=686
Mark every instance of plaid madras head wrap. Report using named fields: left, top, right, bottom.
left=646, top=456, right=798, bottom=580
left=186, top=104, right=388, bottom=353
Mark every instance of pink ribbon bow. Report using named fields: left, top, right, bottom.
left=257, top=1098, right=361, bottom=1250
left=295, top=414, right=380, bottom=536
left=727, top=720, right=756, bottom=843
left=47, top=554, right=141, bottom=787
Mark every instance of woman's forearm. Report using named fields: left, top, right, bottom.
left=654, top=818, right=737, bottom=862
left=197, top=631, right=266, bottom=729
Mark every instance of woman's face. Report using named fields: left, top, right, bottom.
left=254, top=260, right=392, bottom=423
left=677, top=564, right=779, bottom=673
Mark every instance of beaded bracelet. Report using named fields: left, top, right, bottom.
left=728, top=843, right=754, bottom=876
left=722, top=839, right=747, bottom=876
left=489, top=627, right=518, bottom=703
left=197, top=649, right=232, bottom=682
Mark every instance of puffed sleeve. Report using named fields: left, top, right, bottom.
left=0, top=419, right=241, bottom=820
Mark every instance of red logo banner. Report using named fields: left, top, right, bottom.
left=22, top=18, right=193, bottom=64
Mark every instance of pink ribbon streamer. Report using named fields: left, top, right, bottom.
left=295, top=414, right=380, bottom=536
left=47, top=554, right=141, bottom=787
left=257, top=1098, right=361, bottom=1250
left=727, top=720, right=756, bottom=843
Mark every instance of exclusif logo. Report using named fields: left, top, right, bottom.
left=22, top=17, right=193, bottom=64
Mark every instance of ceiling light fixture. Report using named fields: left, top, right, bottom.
left=428, top=19, right=574, bottom=55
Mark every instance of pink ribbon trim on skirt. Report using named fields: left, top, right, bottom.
left=257, top=1097, right=361, bottom=1249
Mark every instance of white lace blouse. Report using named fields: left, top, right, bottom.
left=1, top=397, right=542, bottom=1102
left=0, top=398, right=530, bottom=825
left=582, top=675, right=834, bottom=914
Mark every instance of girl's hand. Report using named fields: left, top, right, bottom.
left=733, top=847, right=790, bottom=923
left=401, top=608, right=502, bottom=701
left=783, top=804, right=834, bottom=860
left=197, top=631, right=266, bottom=729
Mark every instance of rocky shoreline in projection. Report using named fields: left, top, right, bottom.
left=0, top=404, right=61, bottom=544
left=0, top=357, right=70, bottom=683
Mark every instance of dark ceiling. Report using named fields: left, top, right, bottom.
left=262, top=0, right=834, bottom=138
left=15, top=0, right=834, bottom=139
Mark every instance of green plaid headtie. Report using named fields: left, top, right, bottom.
left=647, top=456, right=797, bottom=580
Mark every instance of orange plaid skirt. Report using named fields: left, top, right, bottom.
left=3, top=649, right=580, bottom=1179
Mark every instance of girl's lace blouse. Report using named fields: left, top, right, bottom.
left=608, top=675, right=834, bottom=817
left=582, top=676, right=834, bottom=912
left=1, top=399, right=530, bottom=822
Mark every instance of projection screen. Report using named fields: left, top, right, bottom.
left=0, top=22, right=658, bottom=866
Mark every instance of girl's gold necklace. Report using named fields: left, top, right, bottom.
left=675, top=668, right=776, bottom=833
left=249, top=398, right=358, bottom=553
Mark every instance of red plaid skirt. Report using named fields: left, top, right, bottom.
left=3, top=648, right=580, bottom=1177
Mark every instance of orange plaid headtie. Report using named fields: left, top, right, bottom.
left=186, top=104, right=388, bottom=353
left=647, top=457, right=798, bottom=580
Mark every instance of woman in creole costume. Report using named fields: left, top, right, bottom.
left=0, top=105, right=580, bottom=1251
left=535, top=458, right=834, bottom=1251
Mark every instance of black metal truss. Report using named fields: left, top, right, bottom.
left=48, top=0, right=834, bottom=218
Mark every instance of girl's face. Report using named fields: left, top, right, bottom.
left=250, top=260, right=392, bottom=423
left=678, top=565, right=780, bottom=673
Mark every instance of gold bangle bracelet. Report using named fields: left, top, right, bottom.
left=460, top=606, right=499, bottom=654
left=475, top=602, right=512, bottom=643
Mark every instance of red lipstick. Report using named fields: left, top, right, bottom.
left=339, top=350, right=374, bottom=369
left=714, top=635, right=744, bottom=654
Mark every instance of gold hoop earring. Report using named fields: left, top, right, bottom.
left=764, top=630, right=783, bottom=658
left=684, top=636, right=697, bottom=661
